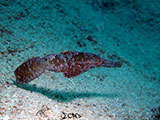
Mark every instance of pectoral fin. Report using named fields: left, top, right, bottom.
left=63, top=69, right=87, bottom=78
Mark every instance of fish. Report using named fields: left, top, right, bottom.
left=14, top=51, right=122, bottom=84
left=14, top=57, right=47, bottom=84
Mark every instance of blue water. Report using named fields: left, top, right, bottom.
left=0, top=0, right=160, bottom=119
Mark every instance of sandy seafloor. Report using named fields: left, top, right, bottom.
left=0, top=0, right=160, bottom=120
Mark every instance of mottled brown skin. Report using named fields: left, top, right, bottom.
left=14, top=57, right=46, bottom=84
left=14, top=51, right=122, bottom=84
left=42, top=51, right=122, bottom=78
left=46, top=52, right=104, bottom=77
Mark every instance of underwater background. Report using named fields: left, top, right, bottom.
left=0, top=0, right=160, bottom=119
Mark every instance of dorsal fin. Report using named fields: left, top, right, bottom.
left=61, top=51, right=71, bottom=54
left=61, top=51, right=79, bottom=55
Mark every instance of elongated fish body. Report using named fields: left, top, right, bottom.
left=45, top=51, right=122, bottom=78
left=14, top=51, right=122, bottom=84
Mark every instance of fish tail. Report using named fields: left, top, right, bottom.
left=101, top=59, right=122, bottom=68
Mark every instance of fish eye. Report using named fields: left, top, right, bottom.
left=44, top=58, right=48, bottom=61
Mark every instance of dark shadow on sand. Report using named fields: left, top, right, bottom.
left=13, top=81, right=117, bottom=102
